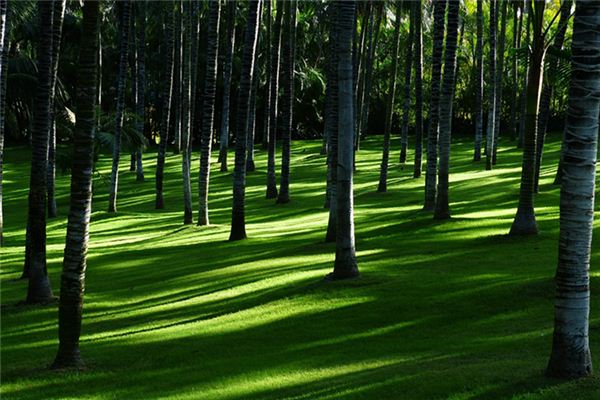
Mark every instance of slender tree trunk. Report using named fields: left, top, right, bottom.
left=173, top=2, right=183, bottom=155
left=262, top=0, right=271, bottom=150
left=0, top=0, right=9, bottom=246
left=491, top=0, right=507, bottom=166
left=107, top=1, right=131, bottom=213
left=266, top=0, right=283, bottom=198
left=517, top=2, right=531, bottom=149
left=129, top=7, right=137, bottom=173
left=51, top=0, right=99, bottom=369
left=546, top=1, right=599, bottom=378
left=229, top=0, right=261, bottom=241
left=180, top=0, right=193, bottom=225
left=534, top=0, right=571, bottom=193
left=135, top=1, right=146, bottom=182
left=424, top=0, right=447, bottom=211
left=325, top=1, right=339, bottom=242
left=47, top=0, right=66, bottom=219
left=509, top=2, right=521, bottom=142
left=218, top=1, right=236, bottom=172
left=198, top=0, right=221, bottom=226
left=246, top=6, right=261, bottom=173
left=412, top=1, right=424, bottom=178
left=25, top=1, right=55, bottom=303
left=376, top=1, right=401, bottom=193
left=328, top=0, right=358, bottom=281
left=433, top=0, right=460, bottom=220
left=474, top=0, right=483, bottom=161
left=509, top=0, right=545, bottom=236
left=277, top=0, right=295, bottom=204
left=155, top=2, right=174, bottom=210
left=357, top=3, right=381, bottom=151
left=400, top=2, right=414, bottom=165
left=485, top=0, right=497, bottom=170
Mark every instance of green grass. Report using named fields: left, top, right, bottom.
left=1, top=134, right=599, bottom=399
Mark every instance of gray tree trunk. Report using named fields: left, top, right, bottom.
left=546, top=0, right=599, bottom=378
left=473, top=0, right=483, bottom=161
left=218, top=1, right=236, bottom=172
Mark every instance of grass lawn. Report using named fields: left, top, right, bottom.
left=1, top=134, right=599, bottom=399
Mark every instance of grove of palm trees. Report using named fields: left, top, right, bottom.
left=1, top=1, right=599, bottom=399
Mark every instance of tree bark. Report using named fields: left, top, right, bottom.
left=412, top=1, right=424, bottom=178
left=229, top=0, right=261, bottom=241
left=0, top=0, right=8, bottom=246
left=485, top=0, right=497, bottom=170
left=546, top=0, right=599, bottom=378
left=473, top=0, right=483, bottom=161
left=107, top=1, right=131, bottom=213
left=198, top=0, right=221, bottom=226
left=218, top=1, right=236, bottom=172
left=400, top=2, right=415, bottom=165
left=51, top=0, right=99, bottom=369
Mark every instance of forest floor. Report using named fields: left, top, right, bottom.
left=1, top=134, right=599, bottom=399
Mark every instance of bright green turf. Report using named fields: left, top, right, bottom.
left=1, top=134, right=599, bottom=399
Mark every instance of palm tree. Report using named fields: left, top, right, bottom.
left=0, top=0, right=8, bottom=246
left=261, top=0, right=272, bottom=150
left=400, top=2, right=414, bottom=165
left=25, top=0, right=55, bottom=304
left=546, top=0, right=599, bottom=378
left=134, top=1, right=146, bottom=182
left=129, top=9, right=138, bottom=174
left=534, top=0, right=571, bottom=193
left=218, top=1, right=236, bottom=173
left=155, top=2, right=175, bottom=210
left=376, top=1, right=401, bottom=193
left=229, top=0, right=261, bottom=241
left=433, top=0, right=460, bottom=220
left=328, top=0, right=358, bottom=280
left=266, top=0, right=283, bottom=198
left=423, top=0, right=447, bottom=211
left=473, top=0, right=483, bottom=161
left=325, top=0, right=339, bottom=242
left=51, top=0, right=99, bottom=369
left=246, top=7, right=261, bottom=173
left=509, top=1, right=522, bottom=142
left=412, top=0, right=423, bottom=178
left=107, top=0, right=131, bottom=213
left=509, top=0, right=545, bottom=236
left=277, top=0, right=296, bottom=204
left=180, top=0, right=193, bottom=225
left=198, top=0, right=221, bottom=226
left=517, top=1, right=531, bottom=149
left=485, top=0, right=497, bottom=171
left=47, top=0, right=66, bottom=219
left=492, top=0, right=508, bottom=166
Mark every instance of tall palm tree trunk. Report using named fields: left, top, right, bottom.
left=51, top=0, right=99, bottom=369
left=412, top=0, right=424, bottom=178
left=107, top=1, right=131, bottom=213
left=485, top=0, right=497, bottom=170
left=433, top=0, right=460, bottom=220
left=180, top=0, right=193, bottom=225
left=491, top=0, right=507, bottom=166
left=328, top=0, right=358, bottom=280
left=261, top=0, right=271, bottom=150
left=400, top=2, right=415, bottom=165
left=47, top=0, right=66, bottom=219
left=423, top=0, right=447, bottom=211
left=0, top=0, right=9, bottom=246
left=266, top=0, right=283, bottom=198
left=155, top=2, right=175, bottom=210
left=246, top=6, right=261, bottom=173
left=534, top=0, right=571, bottom=193
left=218, top=1, right=236, bottom=172
left=546, top=0, right=599, bottom=378
left=376, top=0, right=401, bottom=193
left=135, top=1, right=146, bottom=182
left=325, top=1, right=340, bottom=242
left=508, top=2, right=521, bottom=142
left=509, top=0, right=546, bottom=236
left=229, top=0, right=261, bottom=241
left=198, top=0, right=221, bottom=226
left=277, top=0, right=295, bottom=204
left=25, top=1, right=55, bottom=303
left=473, top=0, right=483, bottom=161
left=517, top=2, right=531, bottom=149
